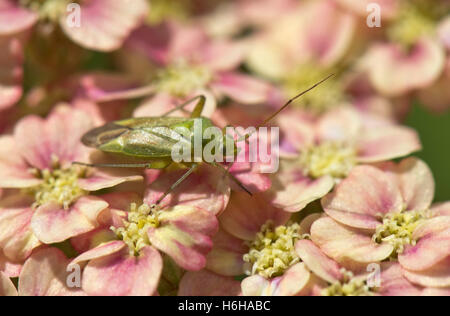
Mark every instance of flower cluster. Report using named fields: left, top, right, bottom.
left=0, top=0, right=449, bottom=296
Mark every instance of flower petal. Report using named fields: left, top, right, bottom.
left=78, top=170, right=143, bottom=192
left=71, top=240, right=126, bottom=266
left=0, top=250, right=22, bottom=278
left=144, top=164, right=230, bottom=216
left=403, top=257, right=450, bottom=288
left=211, top=72, right=276, bottom=104
left=206, top=228, right=247, bottom=276
left=0, top=136, right=42, bottom=188
left=311, top=217, right=394, bottom=264
left=365, top=38, right=446, bottom=96
left=220, top=191, right=291, bottom=241
left=322, top=165, right=403, bottom=229
left=18, top=248, right=86, bottom=296
left=31, top=196, right=108, bottom=244
left=0, top=194, right=40, bottom=261
left=399, top=229, right=450, bottom=272
left=0, top=0, right=37, bottom=35
left=0, top=271, right=17, bottom=296
left=378, top=263, right=422, bottom=296
left=0, top=35, right=23, bottom=110
left=179, top=270, right=241, bottom=296
left=148, top=205, right=218, bottom=271
left=81, top=246, right=162, bottom=296
left=357, top=126, right=421, bottom=163
left=295, top=239, right=342, bottom=284
left=60, top=0, right=148, bottom=52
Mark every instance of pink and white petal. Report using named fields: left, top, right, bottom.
left=299, top=213, right=323, bottom=235
left=198, top=41, right=244, bottom=72
left=77, top=72, right=144, bottom=103
left=316, top=106, right=362, bottom=142
left=438, top=17, right=450, bottom=50
left=179, top=270, right=242, bottom=296
left=44, top=105, right=95, bottom=166
left=0, top=195, right=41, bottom=261
left=206, top=229, right=247, bottom=276
left=78, top=170, right=143, bottom=192
left=241, top=275, right=275, bottom=296
left=0, top=136, right=42, bottom=188
left=277, top=111, right=315, bottom=151
left=275, top=263, right=311, bottom=296
left=431, top=202, right=450, bottom=217
left=70, top=228, right=118, bottom=255
left=219, top=192, right=291, bottom=241
left=268, top=163, right=335, bottom=213
left=0, top=250, right=22, bottom=278
left=211, top=72, right=275, bottom=105
left=421, top=288, right=450, bottom=296
left=311, top=217, right=394, bottom=264
left=322, top=165, right=403, bottom=229
left=403, top=257, right=450, bottom=288
left=18, top=248, right=86, bottom=296
left=60, top=0, right=148, bottom=52
left=145, top=164, right=230, bottom=216
left=0, top=35, right=23, bottom=110
left=378, top=263, right=422, bottom=296
left=357, top=126, right=421, bottom=163
left=399, top=230, right=450, bottom=272
left=0, top=272, right=17, bottom=296
left=81, top=246, right=162, bottom=296
left=412, top=217, right=450, bottom=241
left=395, top=158, right=434, bottom=211
left=295, top=239, right=342, bottom=284
left=365, top=38, right=446, bottom=96
left=149, top=205, right=218, bottom=271
left=294, top=0, right=356, bottom=66
left=71, top=240, right=126, bottom=266
left=0, top=0, right=37, bottom=35
left=31, top=196, right=108, bottom=244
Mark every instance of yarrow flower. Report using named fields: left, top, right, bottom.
left=69, top=191, right=218, bottom=296
left=0, top=106, right=142, bottom=262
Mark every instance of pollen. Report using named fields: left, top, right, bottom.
left=156, top=60, right=212, bottom=97
left=322, top=270, right=375, bottom=296
left=299, top=141, right=357, bottom=179
left=26, top=159, right=87, bottom=210
left=373, top=209, right=429, bottom=257
left=20, top=0, right=71, bottom=22
left=111, top=203, right=162, bottom=257
left=243, top=221, right=305, bottom=278
left=283, top=64, right=343, bottom=113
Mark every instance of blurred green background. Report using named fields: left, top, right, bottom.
left=406, top=103, right=450, bottom=202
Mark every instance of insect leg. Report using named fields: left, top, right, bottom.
left=155, top=163, right=198, bottom=205
left=162, top=95, right=206, bottom=117
left=72, top=162, right=155, bottom=168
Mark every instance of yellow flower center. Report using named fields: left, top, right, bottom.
left=26, top=158, right=87, bottom=210
left=373, top=209, right=429, bottom=257
left=156, top=61, right=212, bottom=97
left=112, top=203, right=162, bottom=256
left=283, top=64, right=344, bottom=113
left=299, top=141, right=357, bottom=179
left=322, top=270, right=375, bottom=296
left=243, top=221, right=305, bottom=278
left=20, top=0, right=72, bottom=22
left=147, top=0, right=190, bottom=24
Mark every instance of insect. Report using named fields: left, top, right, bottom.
left=74, top=75, right=334, bottom=204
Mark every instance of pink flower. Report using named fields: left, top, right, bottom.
left=0, top=0, right=148, bottom=52
left=269, top=106, right=420, bottom=212
left=90, top=21, right=276, bottom=114
left=70, top=191, right=218, bottom=296
left=0, top=34, right=23, bottom=111
left=311, top=158, right=450, bottom=289
left=362, top=2, right=449, bottom=98
left=0, top=106, right=142, bottom=261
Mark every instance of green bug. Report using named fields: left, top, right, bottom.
left=74, top=75, right=333, bottom=204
